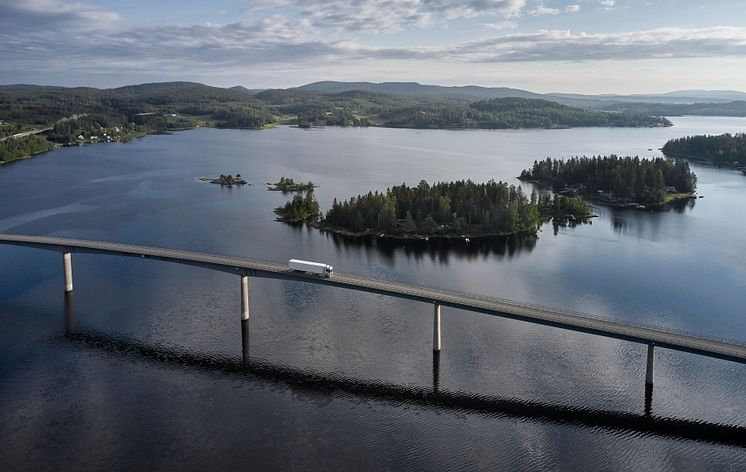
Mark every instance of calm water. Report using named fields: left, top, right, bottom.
left=1, top=117, right=746, bottom=470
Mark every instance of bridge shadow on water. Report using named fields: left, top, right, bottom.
left=60, top=298, right=746, bottom=448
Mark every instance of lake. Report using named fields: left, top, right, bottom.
left=1, top=117, right=746, bottom=470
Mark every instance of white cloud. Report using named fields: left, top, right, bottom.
left=599, top=0, right=615, bottom=8
left=242, top=0, right=528, bottom=33
left=0, top=0, right=120, bottom=32
left=482, top=21, right=519, bottom=30
left=565, top=4, right=580, bottom=13
left=529, top=3, right=560, bottom=16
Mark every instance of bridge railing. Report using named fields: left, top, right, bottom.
left=342, top=272, right=746, bottom=348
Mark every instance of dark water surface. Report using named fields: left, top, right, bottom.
left=1, top=117, right=746, bottom=470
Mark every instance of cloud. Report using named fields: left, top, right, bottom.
left=565, top=4, right=580, bottom=13
left=424, top=0, right=527, bottom=19
left=529, top=3, right=560, bottom=16
left=481, top=21, right=519, bottom=30
left=242, top=0, right=527, bottom=33
left=0, top=0, right=120, bottom=32
left=2, top=2, right=746, bottom=87
left=446, top=27, right=746, bottom=62
left=599, top=0, right=615, bottom=8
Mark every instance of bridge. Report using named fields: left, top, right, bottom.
left=2, top=233, right=746, bottom=405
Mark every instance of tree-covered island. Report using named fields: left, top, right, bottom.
left=274, top=190, right=321, bottom=223
left=313, top=180, right=592, bottom=238
left=662, top=133, right=746, bottom=169
left=519, top=156, right=697, bottom=207
left=267, top=177, right=317, bottom=192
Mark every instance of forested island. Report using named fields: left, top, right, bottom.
left=312, top=180, right=591, bottom=238
left=199, top=174, right=247, bottom=186
left=274, top=191, right=321, bottom=223
left=267, top=177, right=317, bottom=192
left=662, top=133, right=746, bottom=168
left=519, top=156, right=697, bottom=206
left=0, top=82, right=672, bottom=164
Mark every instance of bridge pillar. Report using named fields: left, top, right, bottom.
left=645, top=344, right=655, bottom=386
left=241, top=275, right=249, bottom=321
left=433, top=303, right=441, bottom=352
left=63, top=250, right=73, bottom=292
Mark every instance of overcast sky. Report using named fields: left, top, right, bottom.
left=1, top=0, right=744, bottom=93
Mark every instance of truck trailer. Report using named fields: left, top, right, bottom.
left=288, top=259, right=334, bottom=278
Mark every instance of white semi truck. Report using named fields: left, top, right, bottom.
left=288, top=259, right=334, bottom=278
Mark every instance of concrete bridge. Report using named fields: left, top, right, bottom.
left=2, top=233, right=746, bottom=400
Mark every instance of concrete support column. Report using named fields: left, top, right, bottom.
left=645, top=344, right=655, bottom=386
left=433, top=303, right=441, bottom=352
left=241, top=275, right=250, bottom=321
left=63, top=250, right=73, bottom=292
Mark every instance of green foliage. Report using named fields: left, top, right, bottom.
left=322, top=180, right=590, bottom=237
left=269, top=177, right=316, bottom=192
left=0, top=82, right=274, bottom=133
left=662, top=133, right=746, bottom=166
left=256, top=89, right=670, bottom=129
left=274, top=191, right=320, bottom=223
left=600, top=101, right=746, bottom=117
left=520, top=155, right=697, bottom=205
left=0, top=135, right=55, bottom=162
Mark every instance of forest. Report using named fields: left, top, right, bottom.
left=661, top=133, right=746, bottom=166
left=319, top=180, right=591, bottom=237
left=0, top=135, right=56, bottom=163
left=254, top=89, right=672, bottom=129
left=274, top=191, right=321, bottom=223
left=519, top=156, right=697, bottom=205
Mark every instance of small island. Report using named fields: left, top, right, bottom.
left=662, top=133, right=746, bottom=170
left=313, top=180, right=592, bottom=239
left=274, top=190, right=320, bottom=223
left=267, top=176, right=317, bottom=192
left=200, top=174, right=248, bottom=186
left=519, top=155, right=697, bottom=207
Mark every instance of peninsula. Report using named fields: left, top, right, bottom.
left=519, top=156, right=697, bottom=207
left=662, top=133, right=746, bottom=169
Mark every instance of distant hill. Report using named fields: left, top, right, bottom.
left=0, top=81, right=273, bottom=127
left=294, top=81, right=545, bottom=102
left=293, top=81, right=746, bottom=108
left=229, top=85, right=266, bottom=95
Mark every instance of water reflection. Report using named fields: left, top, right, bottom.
left=241, top=318, right=250, bottom=368
left=61, top=328, right=746, bottom=447
left=326, top=231, right=539, bottom=263
left=64, top=291, right=75, bottom=336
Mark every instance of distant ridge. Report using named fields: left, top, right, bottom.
left=229, top=85, right=266, bottom=95
left=289, top=81, right=746, bottom=106
left=294, top=81, right=545, bottom=102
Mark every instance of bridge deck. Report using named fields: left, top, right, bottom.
left=2, top=233, right=745, bottom=364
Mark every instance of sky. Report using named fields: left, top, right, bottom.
left=0, top=0, right=744, bottom=93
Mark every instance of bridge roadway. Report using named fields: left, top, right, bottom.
left=2, top=233, right=746, bottom=366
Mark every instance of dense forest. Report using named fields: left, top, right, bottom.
left=599, top=101, right=746, bottom=117
left=387, top=97, right=670, bottom=129
left=319, top=180, right=591, bottom=237
left=274, top=191, right=321, bottom=223
left=253, top=89, right=671, bottom=129
left=0, top=135, right=56, bottom=162
left=661, top=133, right=746, bottom=166
left=520, top=156, right=697, bottom=205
